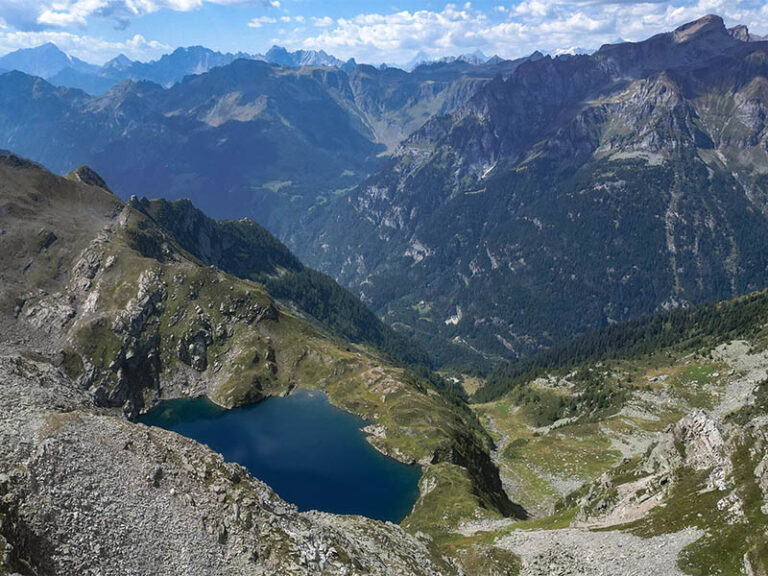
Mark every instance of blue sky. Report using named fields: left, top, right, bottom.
left=0, top=0, right=766, bottom=65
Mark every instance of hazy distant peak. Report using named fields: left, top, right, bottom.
left=0, top=42, right=94, bottom=79
left=404, top=51, right=431, bottom=70
left=103, top=54, right=133, bottom=71
left=264, top=45, right=345, bottom=68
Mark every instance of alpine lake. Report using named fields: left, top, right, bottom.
left=139, top=389, right=421, bottom=523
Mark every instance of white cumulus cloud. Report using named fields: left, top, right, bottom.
left=287, top=0, right=768, bottom=65
left=249, top=16, right=276, bottom=28
left=0, top=0, right=277, bottom=31
left=0, top=30, right=169, bottom=63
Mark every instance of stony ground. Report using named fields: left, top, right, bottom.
left=496, top=527, right=703, bottom=576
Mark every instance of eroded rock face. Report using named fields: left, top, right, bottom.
left=0, top=355, right=459, bottom=576
left=751, top=431, right=768, bottom=516
left=177, top=326, right=212, bottom=372
left=645, top=409, right=731, bottom=490
left=112, top=269, right=167, bottom=338
left=576, top=409, right=737, bottom=528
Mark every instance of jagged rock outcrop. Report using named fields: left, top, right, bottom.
left=577, top=410, right=734, bottom=526
left=647, top=410, right=731, bottom=486
left=66, top=165, right=111, bottom=190
left=754, top=450, right=768, bottom=515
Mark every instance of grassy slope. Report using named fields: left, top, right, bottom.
left=131, top=196, right=432, bottom=368
left=457, top=284, right=768, bottom=574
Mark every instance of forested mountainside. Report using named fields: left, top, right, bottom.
left=476, top=278, right=768, bottom=402
left=0, top=53, right=539, bottom=239
left=296, top=15, right=768, bottom=366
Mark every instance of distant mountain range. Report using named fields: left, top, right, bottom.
left=0, top=42, right=358, bottom=94
left=0, top=42, right=504, bottom=95
left=402, top=50, right=494, bottom=71
left=263, top=45, right=353, bottom=70
left=1, top=15, right=768, bottom=370
left=0, top=49, right=541, bottom=240
left=0, top=43, right=239, bottom=93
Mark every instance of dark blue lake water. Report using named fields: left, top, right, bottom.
left=139, top=389, right=421, bottom=523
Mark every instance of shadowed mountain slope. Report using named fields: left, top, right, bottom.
left=295, top=15, right=768, bottom=366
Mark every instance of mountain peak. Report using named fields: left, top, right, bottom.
left=263, top=45, right=344, bottom=68
left=0, top=42, right=76, bottom=79
left=672, top=14, right=726, bottom=43
left=405, top=51, right=431, bottom=70
left=65, top=165, right=111, bottom=191
left=103, top=53, right=133, bottom=71
left=172, top=45, right=200, bottom=55
left=594, top=14, right=740, bottom=72
left=266, top=45, right=289, bottom=55
left=728, top=24, right=767, bottom=42
left=164, top=46, right=220, bottom=60
left=23, top=42, right=66, bottom=56
left=2, top=42, right=63, bottom=56
left=0, top=150, right=39, bottom=169
left=265, top=45, right=292, bottom=66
